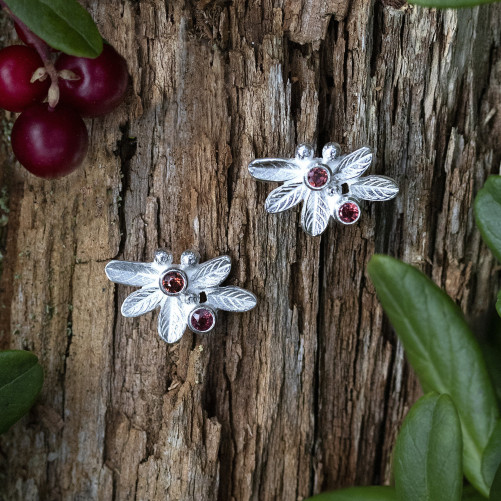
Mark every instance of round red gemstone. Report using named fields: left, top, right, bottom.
left=338, top=202, right=360, bottom=223
left=307, top=166, right=329, bottom=188
left=190, top=308, right=215, bottom=332
left=161, top=270, right=185, bottom=294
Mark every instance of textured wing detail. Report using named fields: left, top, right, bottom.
left=105, top=261, right=158, bottom=286
left=248, top=159, right=302, bottom=182
left=350, top=175, right=399, bottom=201
left=265, top=181, right=306, bottom=214
left=301, top=192, right=330, bottom=236
left=335, top=147, right=373, bottom=180
left=121, top=288, right=163, bottom=317
left=207, top=286, right=257, bottom=312
left=191, top=256, right=231, bottom=288
left=158, top=298, right=186, bottom=343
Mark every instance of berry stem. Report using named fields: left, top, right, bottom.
left=0, top=0, right=59, bottom=108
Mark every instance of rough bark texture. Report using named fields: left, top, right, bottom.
left=0, top=1, right=500, bottom=500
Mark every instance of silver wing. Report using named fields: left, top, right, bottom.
left=190, top=255, right=232, bottom=289
left=265, top=180, right=307, bottom=214
left=105, top=260, right=158, bottom=286
left=301, top=191, right=330, bottom=237
left=335, top=147, right=373, bottom=181
left=248, top=159, right=302, bottom=182
left=157, top=298, right=187, bottom=343
left=350, top=175, right=399, bottom=201
left=207, top=286, right=257, bottom=312
left=121, top=288, right=164, bottom=317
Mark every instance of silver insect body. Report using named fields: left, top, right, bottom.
left=105, top=250, right=257, bottom=343
left=248, top=143, right=399, bottom=236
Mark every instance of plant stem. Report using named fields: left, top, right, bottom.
left=0, top=0, right=59, bottom=108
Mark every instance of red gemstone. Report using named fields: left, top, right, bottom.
left=190, top=308, right=215, bottom=332
left=338, top=202, right=360, bottom=223
left=307, top=166, right=329, bottom=188
left=161, top=270, right=185, bottom=294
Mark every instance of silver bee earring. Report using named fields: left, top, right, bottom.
left=105, top=250, right=257, bottom=343
left=248, top=143, right=399, bottom=236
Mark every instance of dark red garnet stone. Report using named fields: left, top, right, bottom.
left=307, top=165, right=329, bottom=188
left=338, top=202, right=360, bottom=223
left=161, top=270, right=185, bottom=294
left=190, top=308, right=215, bottom=332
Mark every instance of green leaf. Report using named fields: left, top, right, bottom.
left=0, top=350, right=44, bottom=434
left=394, top=393, right=463, bottom=501
left=4, top=0, right=103, bottom=58
left=474, top=176, right=501, bottom=263
left=483, top=421, right=501, bottom=491
left=491, top=463, right=501, bottom=500
left=306, top=486, right=397, bottom=501
left=496, top=291, right=501, bottom=319
left=368, top=255, right=500, bottom=497
left=408, top=0, right=501, bottom=8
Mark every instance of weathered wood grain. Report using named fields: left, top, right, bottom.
left=0, top=1, right=500, bottom=500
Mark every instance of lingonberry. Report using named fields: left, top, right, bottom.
left=56, top=44, right=128, bottom=118
left=11, top=103, right=89, bottom=179
left=0, top=45, right=49, bottom=113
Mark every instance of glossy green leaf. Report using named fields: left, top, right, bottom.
left=491, top=463, right=501, bottom=500
left=368, top=255, right=499, bottom=497
left=0, top=350, right=43, bottom=434
left=4, top=0, right=103, bottom=58
left=408, top=0, right=500, bottom=8
left=307, top=486, right=397, bottom=501
left=394, top=393, right=462, bottom=501
left=483, top=421, right=501, bottom=491
left=474, top=176, right=501, bottom=263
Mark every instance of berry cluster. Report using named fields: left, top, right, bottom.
left=0, top=24, right=128, bottom=178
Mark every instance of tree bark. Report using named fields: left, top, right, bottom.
left=0, top=1, right=500, bottom=500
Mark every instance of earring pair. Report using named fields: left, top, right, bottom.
left=105, top=142, right=398, bottom=343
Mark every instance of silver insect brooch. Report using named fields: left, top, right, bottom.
left=105, top=250, right=257, bottom=343
left=248, top=143, right=399, bottom=236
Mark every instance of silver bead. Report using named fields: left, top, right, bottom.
left=322, top=142, right=342, bottom=162
left=295, top=143, right=315, bottom=160
left=154, top=249, right=173, bottom=266
left=180, top=250, right=200, bottom=266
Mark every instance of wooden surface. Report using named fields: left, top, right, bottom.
left=0, top=1, right=500, bottom=500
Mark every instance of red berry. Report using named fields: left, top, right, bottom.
left=11, top=103, right=88, bottom=179
left=0, top=45, right=49, bottom=113
left=56, top=44, right=128, bottom=118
